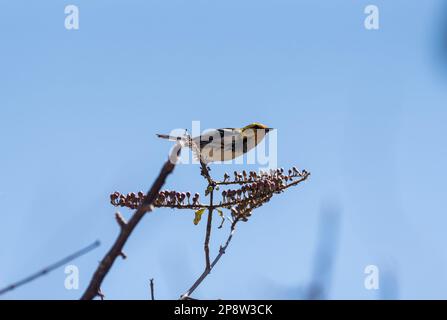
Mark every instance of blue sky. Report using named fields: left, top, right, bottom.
left=1, top=0, right=447, bottom=299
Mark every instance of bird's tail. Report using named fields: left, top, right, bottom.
left=156, top=134, right=183, bottom=141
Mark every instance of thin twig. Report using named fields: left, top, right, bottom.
left=154, top=203, right=210, bottom=210
left=180, top=217, right=240, bottom=299
left=0, top=240, right=100, bottom=296
left=80, top=144, right=181, bottom=300
left=198, top=159, right=215, bottom=271
left=204, top=187, right=214, bottom=271
left=215, top=180, right=254, bottom=186
left=97, top=288, right=105, bottom=300
left=150, top=278, right=155, bottom=300
left=280, top=172, right=311, bottom=191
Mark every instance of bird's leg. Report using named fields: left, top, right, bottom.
left=199, top=161, right=215, bottom=187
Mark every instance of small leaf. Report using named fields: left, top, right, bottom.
left=216, top=209, right=225, bottom=229
left=193, top=208, right=206, bottom=225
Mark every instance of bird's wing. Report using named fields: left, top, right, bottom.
left=197, top=128, right=240, bottom=149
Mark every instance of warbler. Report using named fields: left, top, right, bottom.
left=157, top=123, right=273, bottom=163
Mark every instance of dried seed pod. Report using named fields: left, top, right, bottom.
left=110, top=192, right=120, bottom=205
left=192, top=193, right=200, bottom=205
left=180, top=192, right=186, bottom=204
left=186, top=191, right=191, bottom=204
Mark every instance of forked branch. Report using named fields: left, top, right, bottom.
left=180, top=216, right=240, bottom=299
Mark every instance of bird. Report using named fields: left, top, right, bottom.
left=157, top=123, right=273, bottom=163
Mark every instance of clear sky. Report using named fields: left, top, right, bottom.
left=1, top=0, right=447, bottom=299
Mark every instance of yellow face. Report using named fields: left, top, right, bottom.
left=240, top=123, right=273, bottom=142
left=241, top=123, right=272, bottom=133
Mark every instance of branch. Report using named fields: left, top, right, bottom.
left=153, top=203, right=209, bottom=210
left=280, top=170, right=310, bottom=191
left=150, top=278, right=155, bottom=300
left=204, top=187, right=214, bottom=271
left=180, top=217, right=240, bottom=299
left=0, top=240, right=100, bottom=296
left=80, top=144, right=181, bottom=300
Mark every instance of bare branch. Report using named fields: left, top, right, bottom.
left=97, top=288, right=105, bottom=300
left=0, top=240, right=100, bottom=296
left=204, top=187, right=214, bottom=271
left=180, top=217, right=240, bottom=299
left=150, top=278, right=155, bottom=300
left=80, top=144, right=181, bottom=300
left=115, top=211, right=127, bottom=228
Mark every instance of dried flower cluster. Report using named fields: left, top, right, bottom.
left=111, top=190, right=204, bottom=209
left=111, top=166, right=310, bottom=223
left=220, top=167, right=309, bottom=221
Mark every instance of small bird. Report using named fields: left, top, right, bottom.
left=157, top=123, right=273, bottom=163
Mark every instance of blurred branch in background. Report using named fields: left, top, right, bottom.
left=435, top=1, right=447, bottom=74
left=0, top=240, right=100, bottom=296
left=442, top=4, right=447, bottom=64
left=304, top=202, right=340, bottom=300
left=379, top=265, right=399, bottom=300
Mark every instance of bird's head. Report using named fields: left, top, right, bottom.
left=241, top=123, right=274, bottom=140
left=241, top=123, right=273, bottom=133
